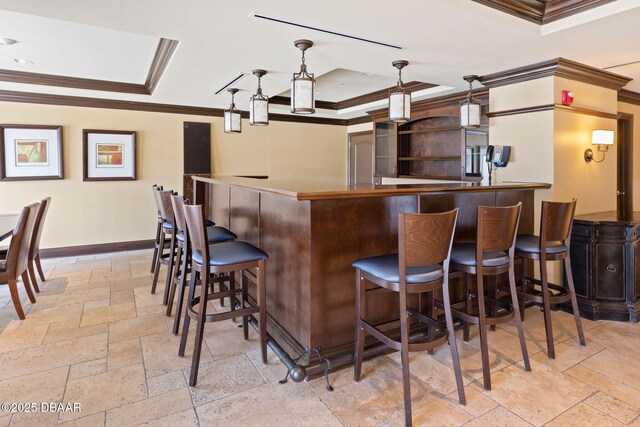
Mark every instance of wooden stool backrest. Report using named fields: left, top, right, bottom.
left=171, top=194, right=187, bottom=234
left=477, top=203, right=522, bottom=254
left=541, top=199, right=577, bottom=243
left=183, top=204, right=208, bottom=261
left=5, top=203, right=38, bottom=278
left=29, top=197, right=50, bottom=260
left=154, top=189, right=175, bottom=223
left=399, top=209, right=458, bottom=270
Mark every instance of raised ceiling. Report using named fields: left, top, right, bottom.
left=0, top=0, right=638, bottom=120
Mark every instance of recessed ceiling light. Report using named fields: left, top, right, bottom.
left=13, top=58, right=33, bottom=64
left=337, top=82, right=345, bottom=86
left=0, top=38, right=17, bottom=46
left=361, top=72, right=373, bottom=76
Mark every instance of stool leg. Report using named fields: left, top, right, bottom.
left=179, top=269, right=198, bottom=357
left=166, top=243, right=182, bottom=317
left=173, top=247, right=190, bottom=335
left=257, top=260, right=267, bottom=364
left=476, top=273, right=491, bottom=391
left=241, top=271, right=249, bottom=340
left=564, top=256, right=585, bottom=346
left=489, top=278, right=497, bottom=332
left=399, top=286, right=413, bottom=427
left=162, top=233, right=177, bottom=306
left=151, top=231, right=166, bottom=294
left=443, top=277, right=466, bottom=405
left=354, top=269, right=366, bottom=381
left=151, top=220, right=161, bottom=273
left=189, top=269, right=208, bottom=387
left=510, top=262, right=531, bottom=372
left=463, top=274, right=471, bottom=342
left=426, top=292, right=435, bottom=355
left=540, top=258, right=555, bottom=359
left=229, top=271, right=236, bottom=322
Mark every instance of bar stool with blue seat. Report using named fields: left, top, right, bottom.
left=449, top=203, right=530, bottom=391
left=150, top=185, right=163, bottom=274
left=515, top=199, right=585, bottom=359
left=179, top=202, right=269, bottom=386
left=150, top=189, right=178, bottom=300
left=166, top=194, right=236, bottom=334
left=353, top=209, right=466, bottom=427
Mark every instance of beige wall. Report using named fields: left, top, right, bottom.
left=0, top=101, right=347, bottom=249
left=618, top=101, right=640, bottom=211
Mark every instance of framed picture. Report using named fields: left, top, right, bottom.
left=0, top=125, right=64, bottom=181
left=83, top=130, right=136, bottom=181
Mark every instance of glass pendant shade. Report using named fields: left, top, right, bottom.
left=388, top=60, right=410, bottom=123
left=460, top=75, right=481, bottom=128
left=224, top=88, right=241, bottom=134
left=291, top=39, right=316, bottom=114
left=250, top=69, right=269, bottom=126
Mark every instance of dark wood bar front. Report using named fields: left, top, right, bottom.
left=192, top=176, right=551, bottom=375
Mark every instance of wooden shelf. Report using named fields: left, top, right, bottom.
left=398, top=156, right=461, bottom=161
left=398, top=174, right=460, bottom=180
left=398, top=126, right=461, bottom=135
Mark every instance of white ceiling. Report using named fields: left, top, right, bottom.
left=0, top=0, right=638, bottom=119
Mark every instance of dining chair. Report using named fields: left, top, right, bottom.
left=27, top=197, right=51, bottom=292
left=0, top=203, right=39, bottom=319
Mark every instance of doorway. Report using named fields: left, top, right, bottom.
left=348, top=131, right=374, bottom=185
left=617, top=113, right=633, bottom=218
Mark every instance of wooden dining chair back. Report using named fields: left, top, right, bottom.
left=478, top=203, right=521, bottom=255
left=27, top=197, right=51, bottom=292
left=399, top=210, right=457, bottom=271
left=540, top=199, right=576, bottom=244
left=1, top=203, right=39, bottom=319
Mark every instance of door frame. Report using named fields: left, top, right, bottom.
left=617, top=112, right=633, bottom=217
left=347, top=130, right=374, bottom=186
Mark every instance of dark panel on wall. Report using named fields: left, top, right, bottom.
left=183, top=121, right=211, bottom=174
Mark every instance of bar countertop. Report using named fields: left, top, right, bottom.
left=193, top=175, right=551, bottom=201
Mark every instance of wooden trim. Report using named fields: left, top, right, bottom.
left=555, top=104, right=620, bottom=119
left=487, top=104, right=555, bottom=118
left=346, top=115, right=372, bottom=126
left=487, top=103, right=619, bottom=119
left=618, top=89, right=640, bottom=106
left=472, top=0, right=616, bottom=25
left=39, top=239, right=155, bottom=258
left=0, top=89, right=354, bottom=126
left=270, top=81, right=434, bottom=111
left=0, top=38, right=178, bottom=95
left=478, top=57, right=632, bottom=90
left=144, top=38, right=180, bottom=94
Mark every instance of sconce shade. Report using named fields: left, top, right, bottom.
left=291, top=39, right=315, bottom=114
left=592, top=130, right=614, bottom=145
left=389, top=60, right=410, bottom=122
left=224, top=88, right=241, bottom=134
left=250, top=69, right=269, bottom=126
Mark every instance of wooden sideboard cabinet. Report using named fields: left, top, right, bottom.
left=569, top=211, right=640, bottom=322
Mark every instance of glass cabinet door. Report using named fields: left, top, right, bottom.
left=375, top=121, right=397, bottom=177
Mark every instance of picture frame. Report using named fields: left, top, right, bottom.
left=83, top=129, right=137, bottom=181
left=0, top=125, right=64, bottom=181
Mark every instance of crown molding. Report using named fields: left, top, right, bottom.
left=486, top=103, right=619, bottom=119
left=478, top=57, right=632, bottom=90
left=0, top=88, right=365, bottom=126
left=472, top=0, right=616, bottom=25
left=0, top=38, right=178, bottom=95
left=618, top=89, right=640, bottom=106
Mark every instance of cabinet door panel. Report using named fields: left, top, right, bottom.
left=595, top=243, right=625, bottom=301
left=570, top=241, right=590, bottom=298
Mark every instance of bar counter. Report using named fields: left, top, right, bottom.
left=192, top=176, right=551, bottom=376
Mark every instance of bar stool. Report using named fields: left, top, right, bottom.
left=449, top=203, right=530, bottom=391
left=515, top=199, right=585, bottom=359
left=150, top=185, right=163, bottom=274
left=353, top=210, right=465, bottom=427
left=150, top=189, right=177, bottom=302
left=179, top=203, right=268, bottom=386
left=166, top=194, right=236, bottom=334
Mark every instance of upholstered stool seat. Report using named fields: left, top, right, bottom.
left=177, top=226, right=236, bottom=244
left=515, top=235, right=566, bottom=254
left=450, top=243, right=509, bottom=267
left=352, top=254, right=443, bottom=284
left=192, top=242, right=267, bottom=267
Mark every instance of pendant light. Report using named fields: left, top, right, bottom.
left=388, top=60, right=410, bottom=123
left=291, top=39, right=315, bottom=114
left=460, top=75, right=481, bottom=128
left=224, top=88, right=241, bottom=134
left=249, top=69, right=269, bottom=126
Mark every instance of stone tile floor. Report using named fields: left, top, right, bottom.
left=0, top=249, right=638, bottom=426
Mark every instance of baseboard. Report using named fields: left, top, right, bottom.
left=40, top=239, right=155, bottom=259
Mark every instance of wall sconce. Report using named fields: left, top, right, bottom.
left=584, top=130, right=614, bottom=163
